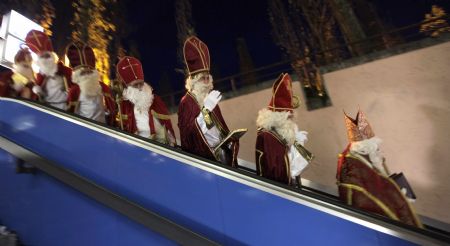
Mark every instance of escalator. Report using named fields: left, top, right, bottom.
left=0, top=97, right=449, bottom=245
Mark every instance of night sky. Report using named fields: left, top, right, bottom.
left=123, top=0, right=450, bottom=94
left=125, top=0, right=280, bottom=94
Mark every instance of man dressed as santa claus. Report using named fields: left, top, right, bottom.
left=64, top=42, right=116, bottom=125
left=336, top=110, right=422, bottom=227
left=177, top=36, right=240, bottom=167
left=0, top=47, right=36, bottom=99
left=25, top=30, right=74, bottom=110
left=255, top=73, right=313, bottom=186
left=116, top=56, right=176, bottom=146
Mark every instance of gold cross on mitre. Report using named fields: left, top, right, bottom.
left=122, top=57, right=139, bottom=79
left=32, top=32, right=42, bottom=46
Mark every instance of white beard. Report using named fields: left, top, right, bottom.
left=73, top=70, right=102, bottom=97
left=256, top=108, right=297, bottom=145
left=186, top=74, right=213, bottom=106
left=350, top=137, right=385, bottom=173
left=123, top=83, right=154, bottom=112
left=37, top=53, right=58, bottom=77
left=13, top=63, right=35, bottom=81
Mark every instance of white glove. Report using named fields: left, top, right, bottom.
left=32, top=85, right=43, bottom=95
left=295, top=130, right=308, bottom=145
left=203, top=90, right=222, bottom=111
left=12, top=82, right=24, bottom=92
left=401, top=188, right=416, bottom=203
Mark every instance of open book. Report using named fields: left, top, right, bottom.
left=213, top=128, right=248, bottom=153
left=389, top=172, right=416, bottom=199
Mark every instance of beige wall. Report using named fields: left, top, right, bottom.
left=170, top=42, right=450, bottom=224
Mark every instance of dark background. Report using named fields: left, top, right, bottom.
left=123, top=0, right=450, bottom=93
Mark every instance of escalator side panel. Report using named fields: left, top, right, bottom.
left=216, top=170, right=416, bottom=245
left=0, top=99, right=227, bottom=243
left=0, top=99, right=428, bottom=245
left=0, top=149, right=176, bottom=246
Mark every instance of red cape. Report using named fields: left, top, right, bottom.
left=337, top=145, right=422, bottom=227
left=256, top=128, right=291, bottom=185
left=118, top=94, right=175, bottom=141
left=0, top=70, right=37, bottom=99
left=177, top=92, right=239, bottom=167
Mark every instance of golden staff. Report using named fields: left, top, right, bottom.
left=111, top=79, right=124, bottom=130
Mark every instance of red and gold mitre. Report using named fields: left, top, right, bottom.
left=183, top=36, right=210, bottom=76
left=116, top=56, right=144, bottom=85
left=268, top=73, right=299, bottom=112
left=14, top=48, right=32, bottom=64
left=344, top=110, right=375, bottom=142
left=25, top=30, right=53, bottom=55
left=65, top=42, right=97, bottom=70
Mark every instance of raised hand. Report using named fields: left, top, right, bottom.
left=295, top=130, right=308, bottom=145
left=203, top=90, right=222, bottom=111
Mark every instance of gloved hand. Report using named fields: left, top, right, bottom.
left=12, top=82, right=25, bottom=92
left=203, top=90, right=222, bottom=111
left=401, top=187, right=416, bottom=203
left=32, top=85, right=43, bottom=95
left=295, top=130, right=308, bottom=145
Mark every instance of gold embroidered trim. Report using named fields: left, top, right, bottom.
left=151, top=110, right=171, bottom=120
left=284, top=154, right=291, bottom=185
left=347, top=187, right=353, bottom=205
left=339, top=183, right=399, bottom=221
left=256, top=149, right=264, bottom=176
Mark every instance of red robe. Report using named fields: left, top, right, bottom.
left=337, top=145, right=422, bottom=227
left=117, top=95, right=175, bottom=143
left=35, top=61, right=75, bottom=106
left=0, top=70, right=36, bottom=99
left=177, top=92, right=239, bottom=167
left=255, top=128, right=292, bottom=185
left=66, top=81, right=117, bottom=126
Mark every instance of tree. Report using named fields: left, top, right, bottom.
left=71, top=0, right=117, bottom=84
left=420, top=5, right=450, bottom=38
left=157, top=70, right=175, bottom=109
left=268, top=0, right=306, bottom=84
left=175, top=0, right=197, bottom=70
left=350, top=0, right=397, bottom=49
left=268, top=0, right=331, bottom=109
left=289, top=0, right=344, bottom=64
left=327, top=0, right=368, bottom=55
left=108, top=0, right=136, bottom=75
left=236, top=37, right=257, bottom=87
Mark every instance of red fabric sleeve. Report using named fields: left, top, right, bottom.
left=100, top=82, right=117, bottom=126
left=58, top=62, right=74, bottom=87
left=0, top=70, right=13, bottom=97
left=35, top=73, right=45, bottom=86
left=178, top=93, right=216, bottom=161
left=118, top=100, right=137, bottom=134
left=178, top=92, right=238, bottom=166
left=66, top=84, right=80, bottom=113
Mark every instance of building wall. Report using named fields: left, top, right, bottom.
left=170, top=41, right=450, bottom=224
